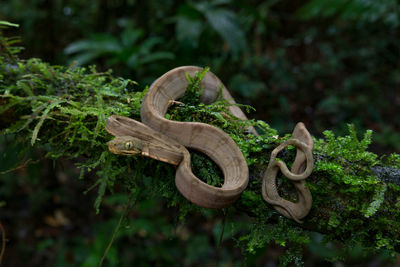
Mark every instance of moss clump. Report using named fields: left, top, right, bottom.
left=304, top=126, right=400, bottom=259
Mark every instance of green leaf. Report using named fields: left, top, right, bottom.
left=0, top=21, right=19, bottom=27
left=206, top=9, right=246, bottom=54
left=121, top=28, right=143, bottom=47
left=189, top=1, right=246, bottom=54
left=175, top=16, right=203, bottom=48
left=69, top=52, right=103, bottom=66
left=138, top=37, right=163, bottom=54
left=139, top=52, right=174, bottom=65
left=296, top=0, right=351, bottom=20
left=296, top=0, right=399, bottom=26
left=64, top=35, right=121, bottom=55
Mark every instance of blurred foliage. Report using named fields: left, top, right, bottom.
left=1, top=0, right=398, bottom=153
left=64, top=27, right=175, bottom=77
left=1, top=38, right=399, bottom=265
left=0, top=0, right=400, bottom=265
left=0, top=21, right=22, bottom=58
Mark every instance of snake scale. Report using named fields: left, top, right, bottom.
left=106, top=66, right=314, bottom=221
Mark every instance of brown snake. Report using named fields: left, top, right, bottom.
left=106, top=66, right=314, bottom=221
left=261, top=122, right=314, bottom=223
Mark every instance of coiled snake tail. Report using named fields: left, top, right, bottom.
left=262, top=122, right=314, bottom=223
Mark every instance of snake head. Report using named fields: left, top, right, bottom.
left=108, top=136, right=143, bottom=156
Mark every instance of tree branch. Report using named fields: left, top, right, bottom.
left=1, top=55, right=399, bottom=258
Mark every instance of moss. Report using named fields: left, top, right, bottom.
left=305, top=125, right=400, bottom=259
left=1, top=30, right=400, bottom=265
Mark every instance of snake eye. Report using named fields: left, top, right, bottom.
left=125, top=141, right=134, bottom=150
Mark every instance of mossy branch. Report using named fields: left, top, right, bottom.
left=1, top=53, right=399, bottom=264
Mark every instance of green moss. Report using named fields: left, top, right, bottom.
left=361, top=183, right=387, bottom=218
left=1, top=33, right=400, bottom=265
left=306, top=125, right=400, bottom=259
left=327, top=212, right=341, bottom=229
left=386, top=153, right=400, bottom=168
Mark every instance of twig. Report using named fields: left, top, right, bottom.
left=0, top=158, right=41, bottom=175
left=0, top=222, right=5, bottom=266
left=216, top=208, right=228, bottom=266
left=99, top=189, right=141, bottom=267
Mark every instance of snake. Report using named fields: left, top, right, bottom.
left=105, top=66, right=314, bottom=220
left=261, top=122, right=314, bottom=223
left=106, top=66, right=251, bottom=209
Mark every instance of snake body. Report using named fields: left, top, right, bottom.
left=106, top=66, right=314, bottom=220
left=262, top=122, right=314, bottom=223
left=107, top=66, right=249, bottom=209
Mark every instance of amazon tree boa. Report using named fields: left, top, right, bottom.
left=105, top=66, right=314, bottom=222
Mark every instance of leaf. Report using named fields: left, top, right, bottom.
left=138, top=37, right=163, bottom=54
left=139, top=52, right=175, bottom=65
left=228, top=74, right=266, bottom=98
left=126, top=54, right=139, bottom=68
left=296, top=0, right=399, bottom=26
left=65, top=35, right=122, bottom=65
left=296, top=0, right=349, bottom=20
left=203, top=8, right=246, bottom=54
left=176, top=15, right=203, bottom=48
left=64, top=40, right=94, bottom=54
left=0, top=21, right=19, bottom=27
left=121, top=28, right=143, bottom=47
left=64, top=35, right=121, bottom=55
left=69, top=52, right=103, bottom=66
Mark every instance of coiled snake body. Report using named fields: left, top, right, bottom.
left=106, top=66, right=314, bottom=221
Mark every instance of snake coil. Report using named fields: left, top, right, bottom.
left=261, top=123, right=314, bottom=223
left=106, top=66, right=314, bottom=221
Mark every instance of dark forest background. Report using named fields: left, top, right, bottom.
left=1, top=0, right=399, bottom=266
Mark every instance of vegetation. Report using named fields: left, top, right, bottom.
left=0, top=0, right=399, bottom=265
left=1, top=33, right=400, bottom=266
